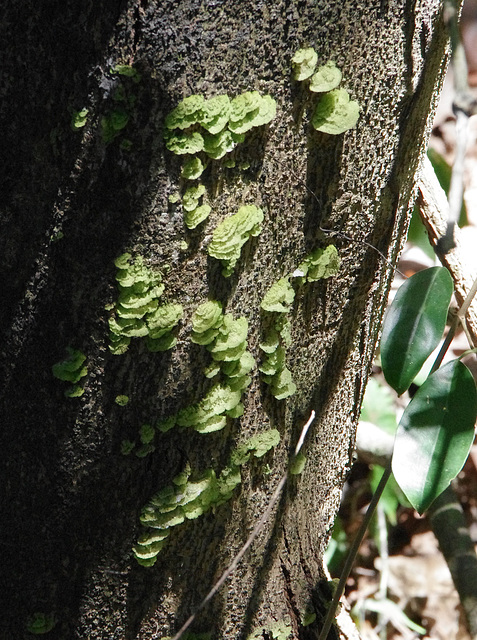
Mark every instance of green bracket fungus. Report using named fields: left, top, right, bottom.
left=260, top=277, right=295, bottom=313
left=202, top=129, right=241, bottom=159
left=312, top=87, right=360, bottom=135
left=165, top=94, right=205, bottom=130
left=71, top=108, right=88, bottom=131
left=207, top=204, right=264, bottom=276
left=293, top=245, right=340, bottom=283
left=200, top=94, right=231, bottom=134
left=101, top=108, right=130, bottom=143
left=110, top=64, right=141, bottom=83
left=135, top=429, right=280, bottom=566
left=181, top=184, right=211, bottom=229
left=180, top=157, right=205, bottom=180
left=260, top=280, right=296, bottom=399
left=164, top=130, right=204, bottom=155
left=108, top=253, right=182, bottom=354
left=163, top=90, right=275, bottom=162
left=228, top=91, right=276, bottom=134
left=52, top=347, right=87, bottom=398
left=259, top=246, right=339, bottom=399
left=290, top=451, right=307, bottom=475
left=292, top=47, right=318, bottom=80
left=184, top=204, right=211, bottom=230
left=121, top=440, right=135, bottom=455
left=26, top=612, right=56, bottom=635
left=291, top=48, right=360, bottom=135
left=247, top=621, right=293, bottom=640
left=152, top=305, right=254, bottom=437
left=309, top=61, right=342, bottom=93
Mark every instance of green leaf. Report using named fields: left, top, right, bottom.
left=380, top=267, right=453, bottom=395
left=392, top=360, right=477, bottom=514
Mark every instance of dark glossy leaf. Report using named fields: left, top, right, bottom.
left=392, top=360, right=477, bottom=514
left=381, top=267, right=453, bottom=394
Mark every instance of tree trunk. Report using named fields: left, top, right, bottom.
left=0, top=1, right=448, bottom=639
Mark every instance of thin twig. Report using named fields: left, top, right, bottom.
left=170, top=411, right=315, bottom=640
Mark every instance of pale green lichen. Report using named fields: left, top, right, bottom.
left=208, top=204, right=264, bottom=276
left=309, top=61, right=342, bottom=93
left=292, top=47, right=318, bottom=80
left=108, top=254, right=182, bottom=354
left=312, top=88, right=360, bottom=135
left=135, top=429, right=280, bottom=566
left=115, top=394, right=129, bottom=406
left=52, top=347, right=87, bottom=398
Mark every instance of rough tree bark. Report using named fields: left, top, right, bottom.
left=0, top=1, right=449, bottom=639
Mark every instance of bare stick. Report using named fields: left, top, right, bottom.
left=170, top=411, right=315, bottom=640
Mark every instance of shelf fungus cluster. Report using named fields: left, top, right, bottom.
left=207, top=204, right=264, bottom=277
left=52, top=347, right=88, bottom=398
left=259, top=245, right=341, bottom=399
left=292, top=48, right=359, bottom=135
left=134, top=429, right=280, bottom=566
left=164, top=91, right=276, bottom=159
left=107, top=253, right=183, bottom=355
left=260, top=278, right=297, bottom=400
left=164, top=91, right=276, bottom=233
left=155, top=300, right=255, bottom=435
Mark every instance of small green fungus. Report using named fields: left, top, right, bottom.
left=261, top=277, right=295, bottom=313
left=208, top=204, right=264, bottom=276
left=292, top=47, right=318, bottom=80
left=309, top=61, right=342, bottom=93
left=312, top=88, right=360, bottom=135
left=181, top=157, right=205, bottom=180
left=71, top=108, right=88, bottom=130
left=52, top=347, right=87, bottom=398
left=26, top=612, right=56, bottom=635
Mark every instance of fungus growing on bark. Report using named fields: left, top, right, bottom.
left=208, top=204, right=264, bottom=276
left=312, top=87, right=360, bottom=135
left=294, top=245, right=340, bottom=283
left=309, top=61, right=342, bottom=92
left=260, top=277, right=295, bottom=313
left=52, top=347, right=88, bottom=398
left=164, top=130, right=204, bottom=155
left=108, top=254, right=182, bottom=354
left=165, top=94, right=205, bottom=130
left=291, top=47, right=318, bottom=80
left=181, top=156, right=205, bottom=179
left=228, top=91, right=276, bottom=134
left=134, top=429, right=280, bottom=566
left=199, top=94, right=231, bottom=134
